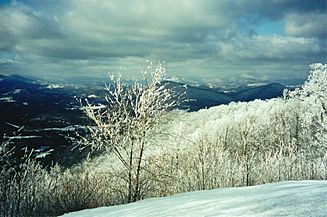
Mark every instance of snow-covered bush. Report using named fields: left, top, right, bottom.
left=0, top=139, right=115, bottom=216
left=37, top=167, right=115, bottom=215
left=0, top=135, right=48, bottom=217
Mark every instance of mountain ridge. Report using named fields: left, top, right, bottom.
left=0, top=74, right=288, bottom=165
left=162, top=80, right=286, bottom=111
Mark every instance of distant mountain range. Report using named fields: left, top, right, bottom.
left=163, top=81, right=287, bottom=111
left=0, top=75, right=91, bottom=165
left=0, top=74, right=88, bottom=129
left=0, top=74, right=289, bottom=128
left=0, top=74, right=289, bottom=165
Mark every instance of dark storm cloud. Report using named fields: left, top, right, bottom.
left=0, top=0, right=326, bottom=80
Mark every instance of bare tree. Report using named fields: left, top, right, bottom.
left=81, top=61, right=184, bottom=202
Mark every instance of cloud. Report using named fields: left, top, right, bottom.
left=0, top=3, right=63, bottom=51
left=217, top=36, right=325, bottom=62
left=285, top=13, right=327, bottom=38
left=230, top=0, right=326, bottom=21
left=0, top=0, right=326, bottom=81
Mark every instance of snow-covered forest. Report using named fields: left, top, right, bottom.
left=1, top=63, right=327, bottom=216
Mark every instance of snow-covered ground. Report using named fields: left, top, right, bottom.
left=62, top=180, right=327, bottom=217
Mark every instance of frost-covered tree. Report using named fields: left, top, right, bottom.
left=82, top=62, right=183, bottom=202
left=0, top=135, right=15, bottom=181
left=284, top=63, right=327, bottom=159
left=0, top=134, right=47, bottom=217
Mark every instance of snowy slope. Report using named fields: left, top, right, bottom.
left=62, top=180, right=327, bottom=217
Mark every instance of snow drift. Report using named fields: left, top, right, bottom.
left=62, top=180, right=327, bottom=217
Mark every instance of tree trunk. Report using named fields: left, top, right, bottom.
left=133, top=137, right=145, bottom=202
left=127, top=141, right=134, bottom=203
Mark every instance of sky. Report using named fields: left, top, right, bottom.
left=0, top=0, right=326, bottom=82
